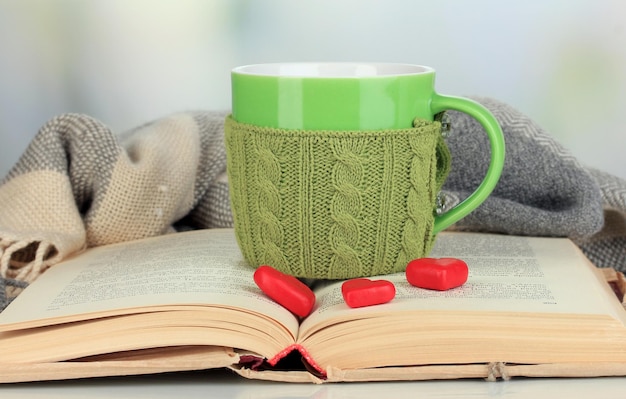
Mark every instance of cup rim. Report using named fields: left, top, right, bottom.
left=232, top=62, right=435, bottom=78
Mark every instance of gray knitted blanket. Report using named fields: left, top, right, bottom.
left=1, top=98, right=625, bottom=312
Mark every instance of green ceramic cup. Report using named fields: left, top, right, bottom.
left=230, top=63, right=505, bottom=235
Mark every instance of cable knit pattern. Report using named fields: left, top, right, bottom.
left=328, top=138, right=367, bottom=278
left=395, top=119, right=445, bottom=271
left=225, top=116, right=449, bottom=279
left=254, top=135, right=289, bottom=272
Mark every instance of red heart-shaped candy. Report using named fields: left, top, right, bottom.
left=406, top=257, right=468, bottom=291
left=253, top=265, right=316, bottom=318
left=341, top=278, right=396, bottom=308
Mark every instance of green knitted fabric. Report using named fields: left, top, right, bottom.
left=225, top=116, right=451, bottom=279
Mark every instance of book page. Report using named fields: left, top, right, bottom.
left=299, top=232, right=625, bottom=338
left=0, top=229, right=299, bottom=337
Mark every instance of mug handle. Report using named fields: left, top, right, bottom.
left=430, top=94, right=506, bottom=234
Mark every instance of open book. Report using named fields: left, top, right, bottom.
left=1, top=228, right=626, bottom=384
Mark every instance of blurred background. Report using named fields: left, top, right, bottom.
left=1, top=0, right=625, bottom=178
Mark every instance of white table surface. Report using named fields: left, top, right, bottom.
left=1, top=369, right=625, bottom=399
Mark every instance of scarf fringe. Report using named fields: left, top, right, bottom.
left=1, top=238, right=55, bottom=285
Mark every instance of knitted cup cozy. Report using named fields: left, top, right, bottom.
left=225, top=116, right=451, bottom=279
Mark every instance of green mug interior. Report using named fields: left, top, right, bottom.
left=231, top=63, right=437, bottom=131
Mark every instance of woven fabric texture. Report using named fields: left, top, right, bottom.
left=0, top=111, right=232, bottom=309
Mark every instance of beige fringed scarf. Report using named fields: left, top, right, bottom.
left=0, top=111, right=233, bottom=303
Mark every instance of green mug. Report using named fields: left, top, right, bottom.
left=226, top=63, right=505, bottom=279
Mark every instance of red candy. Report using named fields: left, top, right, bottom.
left=406, top=257, right=469, bottom=291
left=341, top=278, right=396, bottom=308
left=253, top=265, right=316, bottom=318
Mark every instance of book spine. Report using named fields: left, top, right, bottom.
left=268, top=344, right=327, bottom=377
